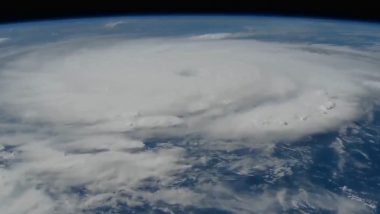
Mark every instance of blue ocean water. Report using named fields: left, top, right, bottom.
left=76, top=107, right=380, bottom=214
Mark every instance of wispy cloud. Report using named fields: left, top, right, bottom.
left=0, top=37, right=9, bottom=44
left=104, top=20, right=128, bottom=29
left=189, top=32, right=257, bottom=40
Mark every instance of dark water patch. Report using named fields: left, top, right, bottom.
left=135, top=177, right=162, bottom=192
left=0, top=144, right=18, bottom=152
left=0, top=144, right=20, bottom=168
left=65, top=148, right=109, bottom=155
left=68, top=185, right=90, bottom=197
left=182, top=207, right=231, bottom=214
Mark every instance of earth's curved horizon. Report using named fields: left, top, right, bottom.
left=0, top=16, right=379, bottom=214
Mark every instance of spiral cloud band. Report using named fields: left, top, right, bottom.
left=0, top=34, right=379, bottom=213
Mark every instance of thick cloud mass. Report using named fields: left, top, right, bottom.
left=0, top=35, right=379, bottom=213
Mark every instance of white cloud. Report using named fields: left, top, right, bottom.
left=189, top=32, right=257, bottom=40
left=0, top=38, right=9, bottom=44
left=104, top=20, right=128, bottom=29
left=0, top=139, right=187, bottom=213
left=0, top=35, right=379, bottom=213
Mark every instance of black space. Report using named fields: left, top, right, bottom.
left=0, top=0, right=379, bottom=24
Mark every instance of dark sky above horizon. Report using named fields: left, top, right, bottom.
left=0, top=0, right=379, bottom=24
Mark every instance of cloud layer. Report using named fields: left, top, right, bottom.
left=0, top=35, right=379, bottom=213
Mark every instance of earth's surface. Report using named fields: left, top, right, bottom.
left=0, top=16, right=380, bottom=214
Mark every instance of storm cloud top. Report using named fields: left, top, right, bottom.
left=0, top=20, right=380, bottom=213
